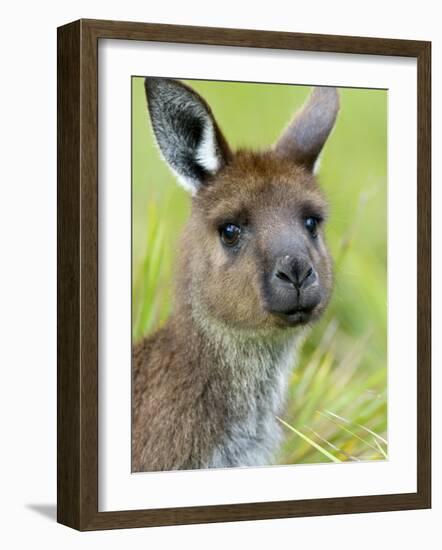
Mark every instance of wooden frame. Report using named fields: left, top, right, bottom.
left=57, top=18, right=431, bottom=531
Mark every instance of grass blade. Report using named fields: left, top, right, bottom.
left=276, top=417, right=341, bottom=463
left=324, top=410, right=387, bottom=445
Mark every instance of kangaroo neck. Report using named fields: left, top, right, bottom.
left=173, top=295, right=299, bottom=383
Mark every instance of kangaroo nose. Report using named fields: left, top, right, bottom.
left=274, top=255, right=316, bottom=290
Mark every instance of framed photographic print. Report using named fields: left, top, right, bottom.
left=57, top=19, right=431, bottom=530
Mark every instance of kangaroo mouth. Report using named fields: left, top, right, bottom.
left=282, top=306, right=312, bottom=316
left=270, top=305, right=316, bottom=326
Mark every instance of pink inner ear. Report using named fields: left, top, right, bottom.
left=274, top=87, right=340, bottom=171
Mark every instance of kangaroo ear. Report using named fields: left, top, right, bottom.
left=274, top=87, right=339, bottom=171
left=145, top=78, right=231, bottom=194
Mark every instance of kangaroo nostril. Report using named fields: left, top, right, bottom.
left=303, top=267, right=313, bottom=282
left=298, top=265, right=315, bottom=288
left=276, top=270, right=292, bottom=284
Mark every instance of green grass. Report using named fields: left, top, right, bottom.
left=132, top=77, right=388, bottom=464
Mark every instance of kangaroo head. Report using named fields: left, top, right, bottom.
left=145, top=78, right=339, bottom=333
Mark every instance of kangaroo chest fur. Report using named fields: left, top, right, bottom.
left=132, top=319, right=297, bottom=472
left=206, top=332, right=296, bottom=468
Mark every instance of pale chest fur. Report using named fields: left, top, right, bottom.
left=204, top=334, right=297, bottom=468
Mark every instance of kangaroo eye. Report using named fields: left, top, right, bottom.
left=220, top=223, right=241, bottom=247
left=304, top=217, right=319, bottom=238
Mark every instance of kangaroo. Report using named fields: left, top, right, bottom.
left=132, top=78, right=339, bottom=472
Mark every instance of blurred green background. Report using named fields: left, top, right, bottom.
left=132, top=77, right=388, bottom=464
